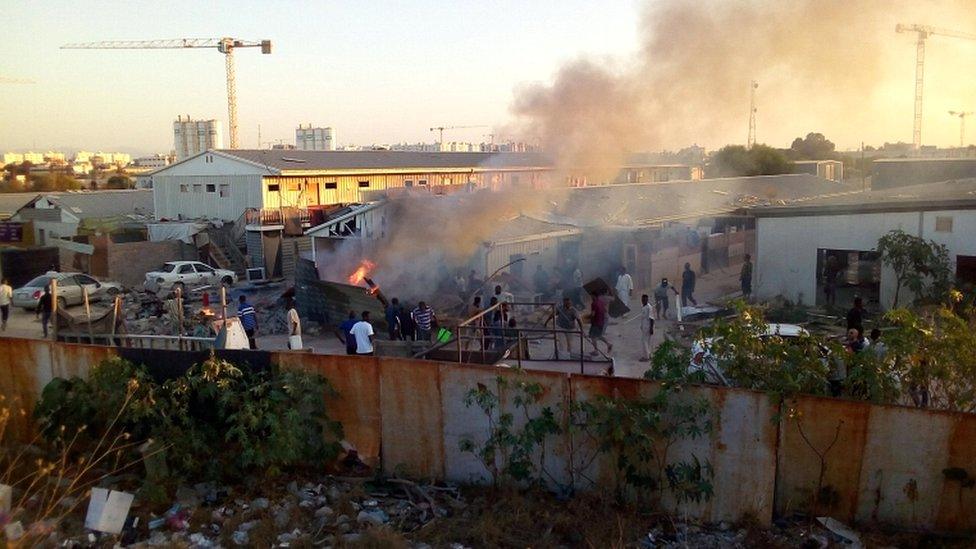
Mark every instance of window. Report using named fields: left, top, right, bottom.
left=219, top=184, right=230, bottom=198
left=179, top=184, right=188, bottom=193
left=268, top=183, right=280, bottom=192
left=178, top=264, right=194, bottom=274
left=193, top=184, right=203, bottom=193
left=404, top=180, right=413, bottom=188
left=324, top=182, right=337, bottom=190
left=206, top=184, right=216, bottom=193
left=195, top=264, right=214, bottom=273
left=418, top=179, right=428, bottom=186
left=358, top=181, right=370, bottom=188
left=935, top=216, right=953, bottom=233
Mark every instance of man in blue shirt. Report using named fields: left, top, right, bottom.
left=237, top=295, right=258, bottom=349
left=337, top=311, right=359, bottom=355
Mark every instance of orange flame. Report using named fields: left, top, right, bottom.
left=348, top=260, right=376, bottom=285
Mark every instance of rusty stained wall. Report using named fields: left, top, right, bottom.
left=0, top=336, right=975, bottom=533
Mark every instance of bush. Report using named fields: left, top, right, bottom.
left=34, top=354, right=343, bottom=482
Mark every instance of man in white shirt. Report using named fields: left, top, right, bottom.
left=349, top=310, right=375, bottom=356
left=639, top=293, right=655, bottom=362
left=615, top=268, right=634, bottom=308
left=286, top=299, right=302, bottom=350
left=0, top=278, right=12, bottom=331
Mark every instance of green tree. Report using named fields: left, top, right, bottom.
left=876, top=229, right=952, bottom=307
left=106, top=175, right=133, bottom=189
left=709, top=144, right=794, bottom=177
left=790, top=132, right=836, bottom=160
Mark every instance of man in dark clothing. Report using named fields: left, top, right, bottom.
left=36, top=285, right=53, bottom=338
left=681, top=263, right=698, bottom=307
left=237, top=295, right=258, bottom=349
left=337, top=311, right=358, bottom=355
left=653, top=278, right=678, bottom=320
left=385, top=298, right=402, bottom=340
left=399, top=304, right=416, bottom=341
left=846, top=296, right=865, bottom=334
left=587, top=290, right=612, bottom=356
left=740, top=254, right=753, bottom=300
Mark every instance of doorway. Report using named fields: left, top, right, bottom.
left=816, top=248, right=881, bottom=309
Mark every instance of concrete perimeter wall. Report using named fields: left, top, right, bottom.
left=0, top=337, right=972, bottom=533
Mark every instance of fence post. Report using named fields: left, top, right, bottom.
left=83, top=287, right=93, bottom=344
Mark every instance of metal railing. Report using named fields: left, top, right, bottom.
left=244, top=207, right=311, bottom=227
left=58, top=332, right=215, bottom=351
left=418, top=301, right=614, bottom=374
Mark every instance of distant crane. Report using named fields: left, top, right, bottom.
left=895, top=24, right=976, bottom=150
left=429, top=125, right=489, bottom=145
left=61, top=38, right=272, bottom=149
left=747, top=80, right=758, bottom=149
left=949, top=110, right=974, bottom=147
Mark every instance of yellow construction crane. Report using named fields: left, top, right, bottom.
left=949, top=110, right=975, bottom=147
left=61, top=38, right=272, bottom=149
left=429, top=125, right=489, bottom=145
left=895, top=24, right=976, bottom=150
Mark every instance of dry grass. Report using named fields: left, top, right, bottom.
left=413, top=487, right=649, bottom=548
left=345, top=526, right=410, bottom=549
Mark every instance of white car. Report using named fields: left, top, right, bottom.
left=690, top=323, right=810, bottom=383
left=13, top=272, right=123, bottom=311
left=144, top=261, right=237, bottom=294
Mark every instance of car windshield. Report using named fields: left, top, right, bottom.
left=157, top=264, right=177, bottom=273
left=24, top=275, right=52, bottom=288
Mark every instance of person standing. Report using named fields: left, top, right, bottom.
left=37, top=285, right=53, bottom=339
left=740, top=254, right=753, bottom=301
left=237, top=295, right=258, bottom=349
left=653, top=278, right=678, bottom=320
left=349, top=311, right=375, bottom=356
left=587, top=290, right=612, bottom=356
left=552, top=297, right=583, bottom=359
left=493, top=285, right=514, bottom=305
left=680, top=263, right=698, bottom=307
left=639, top=294, right=655, bottom=362
left=846, top=296, right=865, bottom=335
left=464, top=296, right=483, bottom=350
left=615, top=267, right=634, bottom=309
left=385, top=298, right=402, bottom=340
left=0, top=278, right=12, bottom=331
left=823, top=254, right=840, bottom=307
left=337, top=311, right=358, bottom=355
left=412, top=301, right=436, bottom=342
left=286, top=298, right=302, bottom=350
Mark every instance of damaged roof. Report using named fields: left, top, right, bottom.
left=746, top=178, right=976, bottom=217
left=546, top=174, right=858, bottom=227
left=17, top=190, right=155, bottom=220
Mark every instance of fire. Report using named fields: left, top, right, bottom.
left=348, top=260, right=376, bottom=285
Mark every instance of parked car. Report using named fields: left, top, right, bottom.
left=144, top=261, right=237, bottom=294
left=13, top=272, right=123, bottom=311
left=690, top=323, right=812, bottom=383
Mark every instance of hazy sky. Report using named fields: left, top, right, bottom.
left=2, top=0, right=975, bottom=155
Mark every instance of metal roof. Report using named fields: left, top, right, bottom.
left=32, top=190, right=154, bottom=219
left=214, top=149, right=552, bottom=172
left=746, top=178, right=976, bottom=217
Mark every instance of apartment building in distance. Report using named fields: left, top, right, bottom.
left=174, top=116, right=223, bottom=160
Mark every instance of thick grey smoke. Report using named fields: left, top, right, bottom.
left=510, top=0, right=976, bottom=181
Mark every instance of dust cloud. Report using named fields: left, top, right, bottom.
left=510, top=0, right=976, bottom=181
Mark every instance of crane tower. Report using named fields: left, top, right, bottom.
left=895, top=24, right=976, bottom=150
left=61, top=38, right=272, bottom=149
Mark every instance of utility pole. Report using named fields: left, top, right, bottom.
left=861, top=141, right=866, bottom=191
left=747, top=81, right=758, bottom=149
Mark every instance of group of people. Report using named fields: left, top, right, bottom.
left=382, top=299, right=438, bottom=342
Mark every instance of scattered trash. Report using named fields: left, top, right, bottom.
left=84, top=488, right=134, bottom=534
left=3, top=520, right=24, bottom=541
left=817, top=516, right=863, bottom=548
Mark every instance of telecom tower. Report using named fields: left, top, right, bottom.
left=747, top=81, right=758, bottom=149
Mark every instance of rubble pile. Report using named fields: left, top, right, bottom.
left=48, top=476, right=464, bottom=548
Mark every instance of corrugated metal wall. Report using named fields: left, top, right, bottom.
left=153, top=174, right=263, bottom=221
left=2, top=336, right=974, bottom=533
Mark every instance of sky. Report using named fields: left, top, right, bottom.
left=1, top=0, right=975, bottom=155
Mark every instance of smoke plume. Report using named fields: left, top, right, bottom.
left=511, top=0, right=976, bottom=181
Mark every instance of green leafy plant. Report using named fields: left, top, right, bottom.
left=34, top=354, right=343, bottom=483
left=459, top=373, right=560, bottom=487
left=877, top=229, right=952, bottom=307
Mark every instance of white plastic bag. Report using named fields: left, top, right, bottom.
left=288, top=335, right=303, bottom=350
